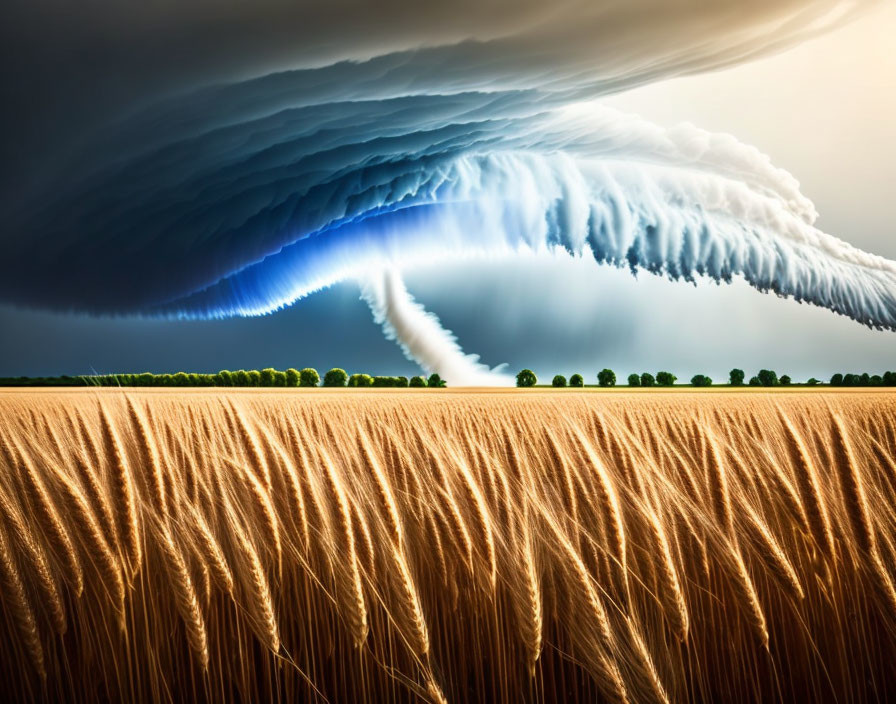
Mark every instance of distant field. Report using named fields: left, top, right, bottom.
left=0, top=389, right=894, bottom=702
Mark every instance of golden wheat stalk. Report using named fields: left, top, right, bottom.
left=576, top=431, right=629, bottom=600
left=780, top=413, right=835, bottom=558
left=0, top=483, right=67, bottom=635
left=99, top=406, right=141, bottom=574
left=155, top=521, right=210, bottom=669
left=644, top=506, right=689, bottom=642
left=0, top=391, right=893, bottom=703
left=14, top=441, right=85, bottom=598
left=831, top=414, right=876, bottom=555
left=319, top=447, right=369, bottom=647
left=0, top=523, right=46, bottom=680
left=127, top=398, right=166, bottom=514
left=223, top=497, right=280, bottom=654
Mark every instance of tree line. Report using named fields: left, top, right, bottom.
left=0, top=369, right=448, bottom=388
left=3, top=367, right=894, bottom=389
left=516, top=368, right=896, bottom=388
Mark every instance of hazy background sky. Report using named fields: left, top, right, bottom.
left=1, top=2, right=894, bottom=382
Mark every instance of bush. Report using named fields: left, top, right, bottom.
left=656, top=371, right=676, bottom=387
left=273, top=370, right=288, bottom=387
left=247, top=370, right=261, bottom=386
left=779, top=375, right=792, bottom=386
left=260, top=368, right=276, bottom=387
left=299, top=368, right=320, bottom=387
left=597, top=369, right=616, bottom=387
left=323, top=368, right=348, bottom=387
left=729, top=368, right=745, bottom=386
left=427, top=373, right=446, bottom=388
left=757, top=369, right=778, bottom=387
left=216, top=370, right=233, bottom=387
left=396, top=376, right=409, bottom=388
left=627, top=373, right=641, bottom=387
left=691, top=374, right=712, bottom=387
left=552, top=375, right=567, bottom=388
left=285, top=368, right=300, bottom=387
left=516, top=369, right=537, bottom=388
left=749, top=376, right=761, bottom=386
left=806, top=378, right=820, bottom=386
left=830, top=373, right=844, bottom=386
left=173, top=372, right=189, bottom=387
left=409, top=376, right=427, bottom=387
left=569, top=373, right=584, bottom=387
left=640, top=372, right=656, bottom=387
left=373, top=376, right=407, bottom=387
left=348, top=374, right=373, bottom=387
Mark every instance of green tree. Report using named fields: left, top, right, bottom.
left=640, top=372, right=656, bottom=387
left=273, top=370, right=288, bottom=387
left=656, top=371, right=676, bottom=386
left=173, top=372, right=189, bottom=387
left=779, top=375, right=792, bottom=386
left=247, top=370, right=261, bottom=386
left=690, top=374, right=712, bottom=387
left=323, top=368, right=348, bottom=387
left=552, top=375, right=567, bottom=387
left=299, top=368, right=320, bottom=387
left=757, top=369, right=778, bottom=387
left=409, top=375, right=427, bottom=387
left=806, top=378, right=820, bottom=386
left=729, top=368, right=745, bottom=386
left=884, top=371, right=896, bottom=386
left=569, top=373, right=584, bottom=388
left=396, top=376, right=409, bottom=387
left=260, top=368, right=276, bottom=387
left=285, top=368, right=300, bottom=387
left=215, top=370, right=233, bottom=387
left=749, top=376, right=761, bottom=386
left=348, top=374, right=373, bottom=387
left=597, top=369, right=616, bottom=387
left=871, top=375, right=883, bottom=386
left=627, top=373, right=641, bottom=387
left=427, top=373, right=446, bottom=388
left=830, top=373, right=844, bottom=386
left=516, top=369, right=537, bottom=388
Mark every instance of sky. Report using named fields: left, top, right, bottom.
left=0, top=0, right=894, bottom=383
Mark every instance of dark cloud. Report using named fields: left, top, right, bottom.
left=1, top=0, right=889, bottom=382
left=0, top=0, right=862, bottom=198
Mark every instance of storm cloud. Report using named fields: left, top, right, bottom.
left=0, top=0, right=888, bottom=382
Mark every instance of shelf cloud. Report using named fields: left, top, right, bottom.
left=0, top=0, right=886, bottom=382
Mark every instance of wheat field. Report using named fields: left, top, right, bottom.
left=0, top=389, right=894, bottom=702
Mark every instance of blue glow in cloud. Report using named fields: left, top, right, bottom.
left=0, top=0, right=888, bottom=383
